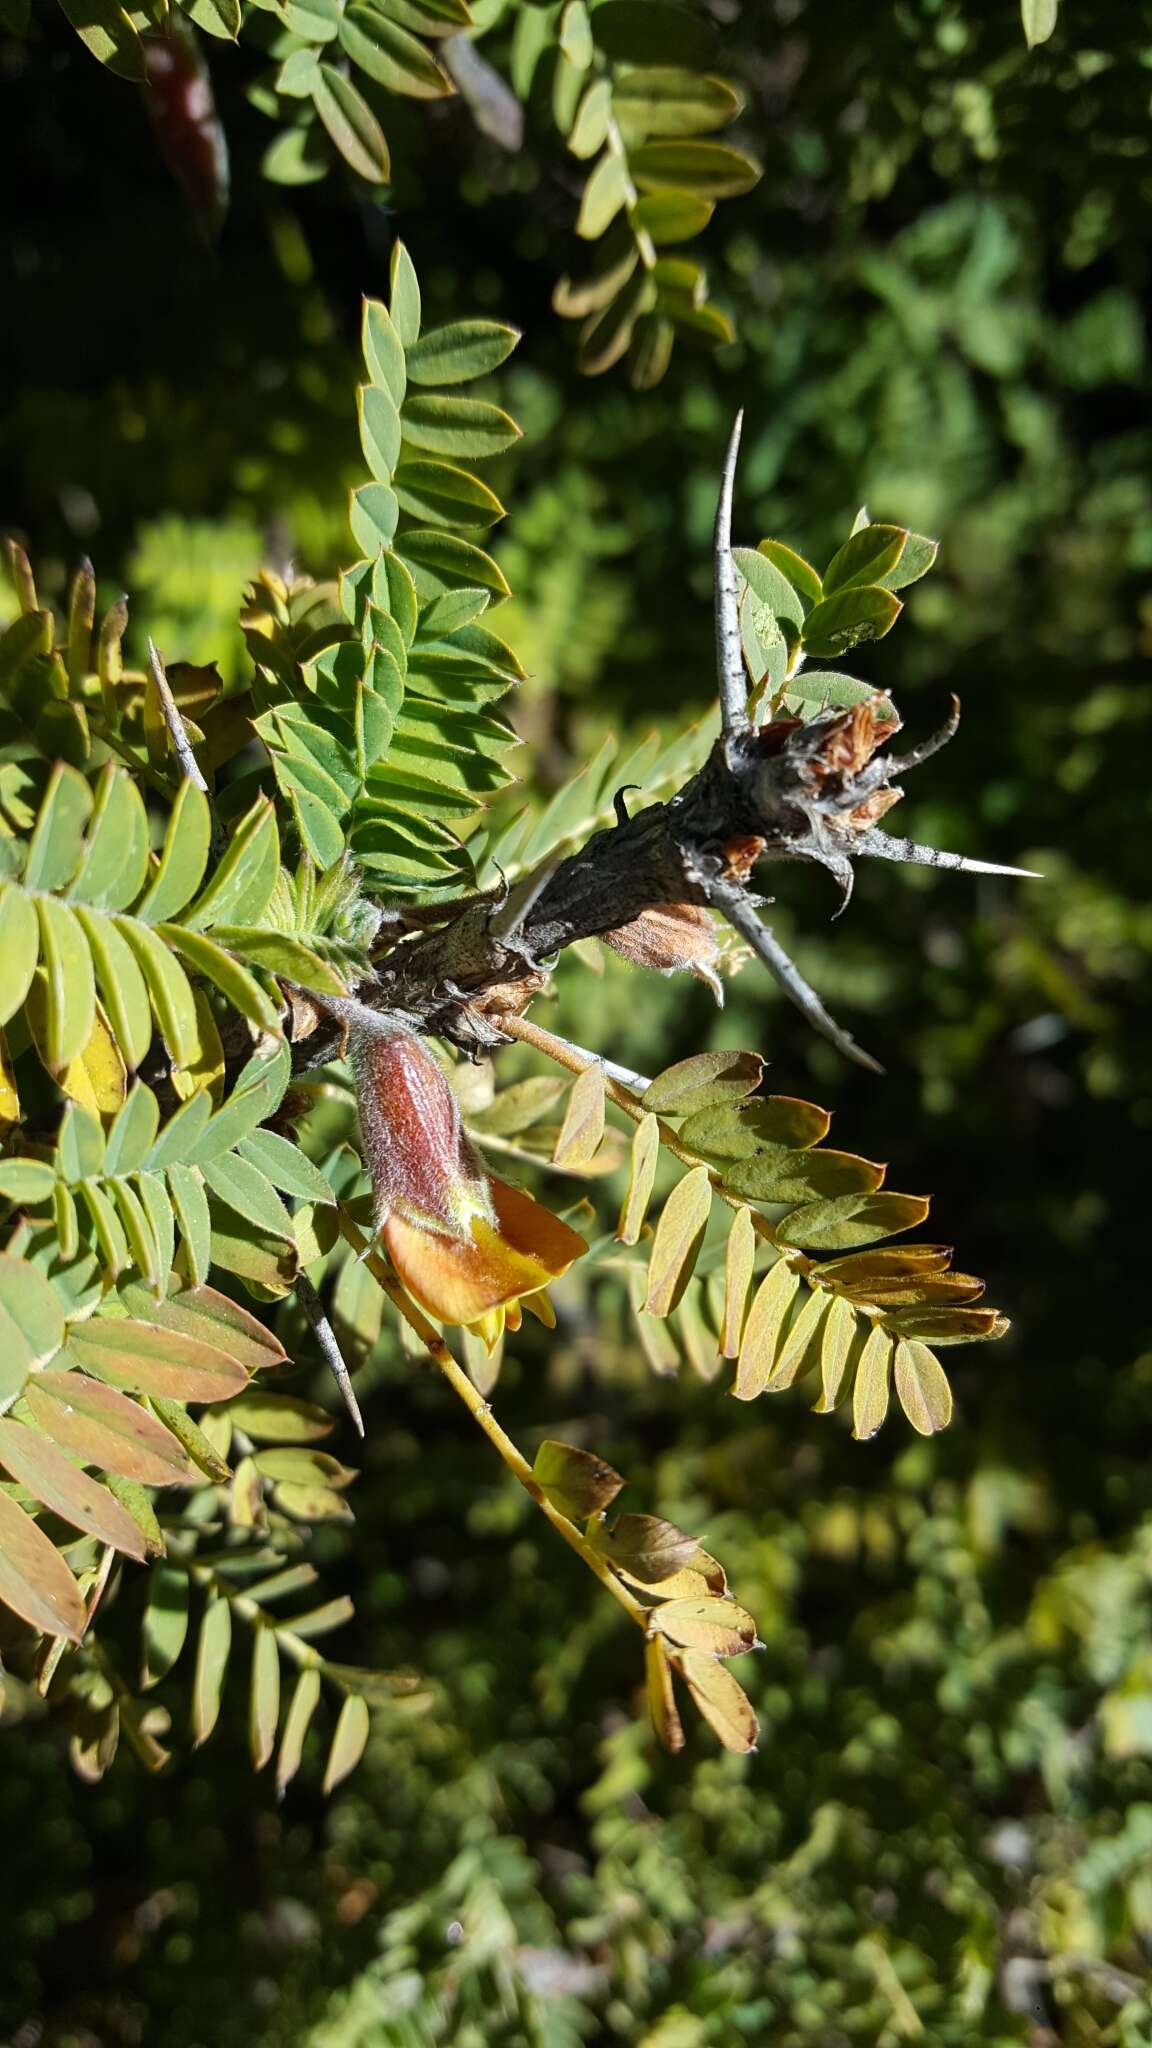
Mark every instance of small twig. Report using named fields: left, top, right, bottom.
left=516, top=1029, right=652, bottom=1096
left=294, top=1270, right=364, bottom=1437
left=146, top=638, right=208, bottom=793
left=706, top=878, right=884, bottom=1073
left=336, top=1210, right=651, bottom=1631
left=714, top=410, right=748, bottom=740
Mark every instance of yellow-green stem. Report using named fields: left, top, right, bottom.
left=336, top=1210, right=649, bottom=1632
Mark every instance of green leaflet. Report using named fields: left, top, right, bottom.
left=338, top=7, right=451, bottom=96
left=312, top=66, right=390, bottom=183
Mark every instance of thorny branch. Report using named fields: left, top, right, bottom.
left=286, top=417, right=1037, bottom=1080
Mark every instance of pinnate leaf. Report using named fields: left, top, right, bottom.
left=405, top=320, right=520, bottom=386
left=777, top=1192, right=931, bottom=1252
left=0, top=1252, right=66, bottom=1400
left=649, top=1597, right=757, bottom=1656
left=313, top=65, right=391, bottom=182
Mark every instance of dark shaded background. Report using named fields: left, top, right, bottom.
left=3, top=2, right=1152, bottom=2041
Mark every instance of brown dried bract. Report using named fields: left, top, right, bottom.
left=602, top=902, right=722, bottom=999
left=470, top=971, right=549, bottom=1018
left=806, top=698, right=898, bottom=783
left=721, top=835, right=766, bottom=881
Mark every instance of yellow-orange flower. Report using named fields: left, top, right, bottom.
left=350, top=1021, right=586, bottom=1338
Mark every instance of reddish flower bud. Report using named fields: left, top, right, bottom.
left=350, top=1023, right=586, bottom=1333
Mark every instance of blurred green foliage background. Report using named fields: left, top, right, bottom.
left=3, top=0, right=1152, bottom=2040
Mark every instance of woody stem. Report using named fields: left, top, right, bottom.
left=335, top=1211, right=651, bottom=1632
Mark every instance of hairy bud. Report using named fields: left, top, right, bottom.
left=350, top=1022, right=586, bottom=1336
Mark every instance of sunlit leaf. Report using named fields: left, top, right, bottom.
left=68, top=1316, right=249, bottom=1403
left=552, top=1063, right=606, bottom=1169
left=534, top=1439, right=624, bottom=1520
left=192, top=1588, right=233, bottom=1745
left=26, top=1370, right=192, bottom=1486
left=276, top=1665, right=322, bottom=1794
left=642, top=1049, right=764, bottom=1117
left=649, top=1596, right=757, bottom=1656
left=852, top=1327, right=894, bottom=1440
left=893, top=1339, right=954, bottom=1434
left=313, top=64, right=391, bottom=182
left=733, top=1259, right=800, bottom=1401
left=323, top=1691, right=370, bottom=1792
left=616, top=1111, right=659, bottom=1246
left=644, top=1165, right=711, bottom=1317
left=0, top=1486, right=86, bottom=1642
left=678, top=1650, right=758, bottom=1752
left=250, top=1627, right=281, bottom=1771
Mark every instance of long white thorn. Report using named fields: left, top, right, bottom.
left=147, top=638, right=208, bottom=793
left=714, top=409, right=748, bottom=738
left=709, top=879, right=883, bottom=1074
left=857, top=830, right=1042, bottom=880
